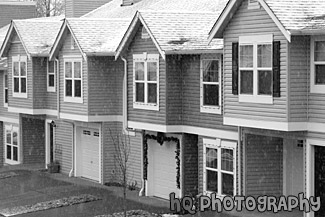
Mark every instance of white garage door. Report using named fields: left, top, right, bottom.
left=148, top=140, right=179, bottom=199
left=80, top=128, right=100, bottom=182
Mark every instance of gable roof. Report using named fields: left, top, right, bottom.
left=116, top=10, right=223, bottom=59
left=0, top=16, right=63, bottom=58
left=208, top=0, right=325, bottom=42
left=50, top=18, right=131, bottom=59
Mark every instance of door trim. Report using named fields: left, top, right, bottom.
left=45, top=119, right=55, bottom=168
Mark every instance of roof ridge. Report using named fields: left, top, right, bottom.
left=66, top=18, right=131, bottom=21
left=139, top=9, right=217, bottom=14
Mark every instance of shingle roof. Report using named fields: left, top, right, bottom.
left=138, top=11, right=223, bottom=53
left=264, top=0, right=325, bottom=32
left=0, top=24, right=9, bottom=47
left=13, top=17, right=63, bottom=56
left=66, top=18, right=131, bottom=55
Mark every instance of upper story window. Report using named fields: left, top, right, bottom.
left=64, top=57, right=82, bottom=103
left=12, top=55, right=27, bottom=98
left=4, top=73, right=8, bottom=107
left=47, top=60, right=56, bottom=92
left=203, top=138, right=237, bottom=197
left=311, top=36, right=325, bottom=93
left=133, top=53, right=159, bottom=111
left=200, top=59, right=221, bottom=114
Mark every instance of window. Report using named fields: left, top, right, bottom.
left=200, top=59, right=221, bottom=114
left=203, top=139, right=237, bottom=197
left=238, top=34, right=273, bottom=104
left=311, top=36, right=325, bottom=93
left=12, top=56, right=27, bottom=98
left=5, top=125, right=19, bottom=165
left=133, top=53, right=159, bottom=110
left=4, top=73, right=8, bottom=107
left=64, top=58, right=82, bottom=103
left=47, top=60, right=56, bottom=92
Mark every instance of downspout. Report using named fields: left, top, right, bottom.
left=55, top=58, right=60, bottom=119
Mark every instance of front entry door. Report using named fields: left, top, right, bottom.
left=315, top=146, right=325, bottom=217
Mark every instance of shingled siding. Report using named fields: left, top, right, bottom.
left=127, top=24, right=166, bottom=125
left=102, top=122, right=142, bottom=186
left=223, top=0, right=288, bottom=122
left=59, top=31, right=88, bottom=115
left=182, top=133, right=198, bottom=196
left=88, top=57, right=124, bottom=116
left=8, top=32, right=33, bottom=110
left=21, top=116, right=45, bottom=165
left=0, top=4, right=35, bottom=28
left=65, top=0, right=111, bottom=17
left=54, top=120, right=73, bottom=175
left=32, top=58, right=47, bottom=109
left=0, top=71, right=19, bottom=119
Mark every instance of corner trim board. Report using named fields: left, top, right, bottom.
left=60, top=113, right=123, bottom=122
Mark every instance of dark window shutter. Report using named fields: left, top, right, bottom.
left=232, top=42, right=239, bottom=95
left=273, top=41, right=281, bottom=97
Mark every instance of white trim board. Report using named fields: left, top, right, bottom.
left=128, top=121, right=238, bottom=140
left=0, top=116, right=19, bottom=124
left=60, top=113, right=123, bottom=123
left=8, top=107, right=57, bottom=116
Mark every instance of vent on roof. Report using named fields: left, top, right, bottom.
left=121, top=0, right=133, bottom=6
left=141, top=26, right=150, bottom=39
left=248, top=0, right=260, bottom=9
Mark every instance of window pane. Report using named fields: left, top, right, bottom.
left=65, top=62, right=72, bottom=78
left=5, top=89, right=8, bottom=104
left=66, top=80, right=72, bottom=96
left=207, top=170, right=218, bottom=192
left=221, top=149, right=233, bottom=172
left=49, top=61, right=55, bottom=73
left=74, top=62, right=81, bottom=78
left=20, top=62, right=26, bottom=76
left=240, top=45, right=253, bottom=68
left=49, top=74, right=55, bottom=87
left=222, top=173, right=234, bottom=196
left=240, top=70, right=253, bottom=94
left=258, top=44, right=272, bottom=68
left=206, top=148, right=218, bottom=169
left=315, top=65, right=325, bottom=84
left=5, top=74, right=8, bottom=88
left=6, top=145, right=11, bottom=159
left=14, top=78, right=19, bottom=93
left=315, top=41, right=325, bottom=61
left=13, top=62, right=19, bottom=76
left=13, top=132, right=17, bottom=146
left=21, top=78, right=26, bottom=93
left=204, top=84, right=219, bottom=106
left=258, top=70, right=272, bottom=95
left=203, top=60, right=219, bottom=82
left=6, top=131, right=11, bottom=144
left=13, top=146, right=18, bottom=161
left=135, top=62, right=144, bottom=81
left=136, top=83, right=144, bottom=102
left=148, top=83, right=157, bottom=103
left=74, top=80, right=81, bottom=97
left=148, top=62, right=157, bottom=81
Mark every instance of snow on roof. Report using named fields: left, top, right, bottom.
left=66, top=18, right=131, bottom=55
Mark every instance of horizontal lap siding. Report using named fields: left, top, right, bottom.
left=8, top=32, right=33, bottom=109
left=67, top=0, right=111, bottom=17
left=182, top=54, right=237, bottom=131
left=88, top=57, right=124, bottom=116
left=54, top=120, right=73, bottom=175
left=0, top=5, right=35, bottom=28
left=46, top=60, right=57, bottom=110
left=0, top=71, right=19, bottom=119
left=33, top=58, right=47, bottom=109
left=59, top=32, right=88, bottom=115
left=307, top=132, right=325, bottom=141
left=127, top=25, right=166, bottom=125
left=223, top=0, right=288, bottom=122
left=289, top=36, right=309, bottom=122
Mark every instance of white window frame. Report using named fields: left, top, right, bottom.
left=12, top=55, right=27, bottom=98
left=133, top=53, right=159, bottom=111
left=203, top=138, right=237, bottom=197
left=4, top=73, right=8, bottom=107
left=4, top=125, right=20, bottom=165
left=310, top=36, right=325, bottom=93
left=47, top=60, right=56, bottom=92
left=239, top=34, right=273, bottom=104
left=200, top=59, right=222, bottom=114
left=63, top=57, right=83, bottom=103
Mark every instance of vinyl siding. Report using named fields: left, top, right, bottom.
left=307, top=132, right=325, bottom=141
left=32, top=58, right=47, bottom=109
left=54, top=120, right=73, bottom=175
left=21, top=116, right=45, bottom=165
left=0, top=4, right=35, bottom=28
left=223, top=0, right=288, bottom=122
left=65, top=0, right=111, bottom=17
left=289, top=36, right=309, bottom=122
left=102, top=122, right=142, bottom=186
left=0, top=71, right=19, bottom=119
left=88, top=57, right=124, bottom=116
left=8, top=32, right=33, bottom=110
left=46, top=60, right=57, bottom=110
left=127, top=24, right=166, bottom=125
left=59, top=31, right=88, bottom=115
